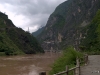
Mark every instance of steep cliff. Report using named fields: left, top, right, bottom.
left=37, top=0, right=100, bottom=50
left=0, top=12, right=44, bottom=55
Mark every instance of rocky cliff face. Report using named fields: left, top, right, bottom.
left=37, top=0, right=100, bottom=50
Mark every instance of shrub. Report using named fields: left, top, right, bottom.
left=49, top=47, right=83, bottom=75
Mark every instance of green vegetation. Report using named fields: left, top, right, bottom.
left=49, top=47, right=83, bottom=75
left=0, top=31, right=23, bottom=56
left=81, top=10, right=100, bottom=54
left=6, top=28, right=44, bottom=54
left=0, top=12, right=44, bottom=56
left=52, top=14, right=65, bottom=29
left=52, top=0, right=72, bottom=18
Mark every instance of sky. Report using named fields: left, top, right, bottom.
left=0, top=0, right=66, bottom=33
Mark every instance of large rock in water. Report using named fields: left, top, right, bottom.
left=0, top=12, right=44, bottom=55
left=37, top=0, right=100, bottom=50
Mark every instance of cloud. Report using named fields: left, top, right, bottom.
left=0, top=0, right=66, bottom=32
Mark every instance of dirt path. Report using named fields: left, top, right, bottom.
left=81, top=55, right=100, bottom=75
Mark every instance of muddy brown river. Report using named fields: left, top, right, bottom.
left=0, top=52, right=61, bottom=75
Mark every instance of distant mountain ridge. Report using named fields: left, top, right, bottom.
left=37, top=0, right=100, bottom=50
left=32, top=27, right=45, bottom=37
left=0, top=12, right=44, bottom=55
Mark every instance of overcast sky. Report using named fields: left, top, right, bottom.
left=0, top=0, right=66, bottom=33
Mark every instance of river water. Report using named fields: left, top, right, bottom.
left=0, top=52, right=61, bottom=75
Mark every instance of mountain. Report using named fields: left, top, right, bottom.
left=0, top=12, right=44, bottom=56
left=32, top=27, right=45, bottom=37
left=37, top=0, right=100, bottom=50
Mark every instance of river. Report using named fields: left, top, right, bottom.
left=0, top=52, right=61, bottom=75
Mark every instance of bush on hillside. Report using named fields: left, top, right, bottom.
left=49, top=47, right=83, bottom=75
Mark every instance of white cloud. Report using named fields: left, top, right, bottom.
left=0, top=0, right=66, bottom=33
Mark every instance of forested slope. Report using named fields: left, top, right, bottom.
left=0, top=12, right=44, bottom=55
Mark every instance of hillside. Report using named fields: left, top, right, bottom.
left=0, top=12, right=44, bottom=55
left=81, top=10, right=100, bottom=53
left=37, top=0, right=100, bottom=50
